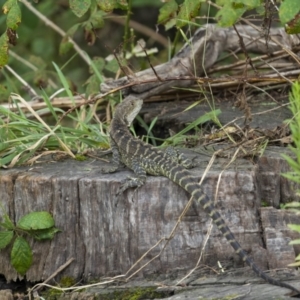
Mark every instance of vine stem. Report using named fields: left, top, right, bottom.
left=123, top=0, right=133, bottom=54
left=19, top=0, right=91, bottom=66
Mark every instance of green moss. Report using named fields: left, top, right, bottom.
left=75, top=154, right=87, bottom=161
left=59, top=276, right=76, bottom=288
left=94, top=287, right=165, bottom=300
left=40, top=276, right=77, bottom=299
left=41, top=285, right=168, bottom=300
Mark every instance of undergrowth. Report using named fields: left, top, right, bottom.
left=282, top=81, right=300, bottom=268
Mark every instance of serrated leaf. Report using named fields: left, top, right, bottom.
left=0, top=231, right=14, bottom=249
left=6, top=2, right=21, bottom=30
left=96, top=0, right=117, bottom=12
left=279, top=0, right=300, bottom=24
left=69, top=0, right=91, bottom=18
left=0, top=214, right=15, bottom=230
left=176, top=0, right=202, bottom=28
left=216, top=3, right=247, bottom=27
left=158, top=0, right=178, bottom=25
left=17, top=211, right=55, bottom=231
left=11, top=236, right=32, bottom=275
left=33, top=227, right=61, bottom=241
left=0, top=32, right=9, bottom=67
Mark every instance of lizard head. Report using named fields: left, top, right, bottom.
left=115, top=98, right=143, bottom=127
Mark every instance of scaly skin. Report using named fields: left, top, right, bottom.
left=104, top=97, right=299, bottom=295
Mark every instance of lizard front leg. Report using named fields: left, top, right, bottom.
left=117, top=158, right=147, bottom=195
left=101, top=139, right=124, bottom=174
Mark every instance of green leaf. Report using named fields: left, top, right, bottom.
left=0, top=214, right=15, bottom=230
left=0, top=32, right=9, bottom=67
left=279, top=0, right=300, bottom=24
left=288, top=261, right=300, bottom=267
left=0, top=231, right=14, bottom=249
left=69, top=0, right=91, bottom=17
left=234, top=0, right=260, bottom=9
left=89, top=56, right=105, bottom=74
left=176, top=0, right=202, bottom=28
left=158, top=0, right=178, bottom=25
left=66, top=23, right=80, bottom=37
left=89, top=10, right=105, bottom=29
left=85, top=74, right=101, bottom=96
left=104, top=57, right=119, bottom=74
left=96, top=0, right=117, bottom=12
left=116, top=0, right=128, bottom=10
left=6, top=1, right=21, bottom=30
left=11, top=236, right=32, bottom=275
left=17, top=211, right=55, bottom=231
left=2, top=0, right=15, bottom=14
left=164, top=109, right=221, bottom=145
left=289, top=238, right=300, bottom=245
left=287, top=224, right=300, bottom=232
left=216, top=2, right=247, bottom=27
left=59, top=37, right=74, bottom=55
left=285, top=14, right=300, bottom=34
left=284, top=201, right=300, bottom=208
left=32, top=227, right=61, bottom=241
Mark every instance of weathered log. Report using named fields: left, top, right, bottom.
left=0, top=146, right=299, bottom=282
left=100, top=25, right=300, bottom=100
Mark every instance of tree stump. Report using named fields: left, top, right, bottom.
left=0, top=146, right=299, bottom=282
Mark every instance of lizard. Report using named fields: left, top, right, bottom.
left=103, top=97, right=300, bottom=295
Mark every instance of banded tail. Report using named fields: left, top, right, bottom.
left=166, top=163, right=300, bottom=294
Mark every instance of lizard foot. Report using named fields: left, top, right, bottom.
left=116, top=176, right=145, bottom=196
left=101, top=166, right=119, bottom=174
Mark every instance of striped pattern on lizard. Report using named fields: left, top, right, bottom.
left=103, top=97, right=300, bottom=295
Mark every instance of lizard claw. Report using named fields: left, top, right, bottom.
left=101, top=166, right=118, bottom=174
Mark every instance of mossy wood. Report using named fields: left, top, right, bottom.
left=0, top=146, right=299, bottom=282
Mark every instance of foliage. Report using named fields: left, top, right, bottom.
left=0, top=95, right=109, bottom=167
left=0, top=0, right=299, bottom=101
left=162, top=109, right=221, bottom=147
left=215, top=0, right=300, bottom=28
left=0, top=60, right=110, bottom=167
left=0, top=0, right=299, bottom=165
left=0, top=209, right=60, bottom=275
left=282, top=82, right=300, bottom=185
left=282, top=81, right=300, bottom=267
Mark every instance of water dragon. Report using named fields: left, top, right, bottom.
left=103, top=97, right=300, bottom=295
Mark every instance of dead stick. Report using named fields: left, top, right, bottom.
left=32, top=257, right=75, bottom=293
